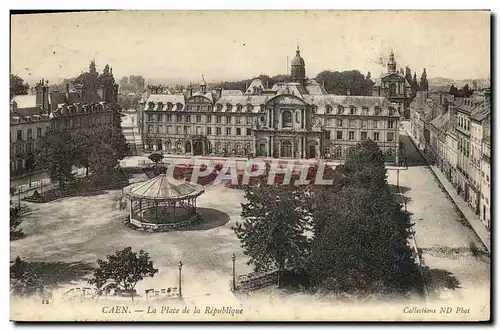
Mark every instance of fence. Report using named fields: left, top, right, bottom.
left=232, top=270, right=279, bottom=292
left=145, top=287, right=180, bottom=300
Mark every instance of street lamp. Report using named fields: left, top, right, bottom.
left=231, top=254, right=236, bottom=291
left=178, top=261, right=183, bottom=298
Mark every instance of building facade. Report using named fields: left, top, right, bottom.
left=139, top=47, right=401, bottom=163
left=10, top=79, right=119, bottom=176
left=372, top=51, right=413, bottom=118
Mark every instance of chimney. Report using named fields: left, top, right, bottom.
left=187, top=86, right=193, bottom=98
left=215, top=88, right=222, bottom=99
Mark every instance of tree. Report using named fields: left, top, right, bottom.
left=412, top=73, right=419, bottom=94
left=405, top=66, right=412, bottom=86
left=10, top=74, right=29, bottom=98
left=449, top=84, right=459, bottom=96
left=72, top=130, right=94, bottom=178
left=10, top=257, right=46, bottom=297
left=308, top=141, right=419, bottom=297
left=24, top=153, right=36, bottom=186
left=315, top=70, right=374, bottom=96
left=37, top=129, right=75, bottom=192
left=233, top=184, right=312, bottom=280
left=88, top=247, right=158, bottom=299
left=148, top=153, right=164, bottom=165
left=10, top=206, right=24, bottom=240
left=420, top=68, right=429, bottom=91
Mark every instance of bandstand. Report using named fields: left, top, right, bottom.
left=124, top=174, right=205, bottom=232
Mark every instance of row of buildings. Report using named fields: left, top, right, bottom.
left=409, top=88, right=491, bottom=229
left=138, top=47, right=412, bottom=164
left=10, top=79, right=119, bottom=175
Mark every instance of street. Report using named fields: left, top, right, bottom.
left=386, top=124, right=489, bottom=302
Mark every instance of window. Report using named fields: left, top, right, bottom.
left=196, top=115, right=201, bottom=123
left=216, top=104, right=222, bottom=112
left=337, top=106, right=344, bottom=114
left=260, top=105, right=265, bottom=112
left=349, top=119, right=355, bottom=128
left=196, top=105, right=200, bottom=111
left=147, top=125, right=153, bottom=133
left=27, top=129, right=33, bottom=140
left=247, top=104, right=253, bottom=112
left=325, top=131, right=331, bottom=140
left=336, top=131, right=343, bottom=140
left=282, top=110, right=292, bottom=128
left=176, top=126, right=181, bottom=134
left=157, top=114, right=163, bottom=122
left=226, top=116, right=231, bottom=124
left=246, top=128, right=251, bottom=136
left=246, top=116, right=252, bottom=124
left=349, top=131, right=355, bottom=140
left=216, top=127, right=221, bottom=135
left=389, top=107, right=395, bottom=116
left=184, top=126, right=189, bottom=134
left=334, top=147, right=342, bottom=158
left=227, top=104, right=232, bottom=112
left=362, top=107, right=368, bottom=115
left=156, top=125, right=161, bottom=133
left=166, top=114, right=172, bottom=122
left=388, top=120, right=394, bottom=129
left=207, top=127, right=212, bottom=135
left=338, top=119, right=343, bottom=128
left=176, top=115, right=183, bottom=122
left=387, top=132, right=394, bottom=142
left=226, top=127, right=232, bottom=135
left=216, top=116, right=221, bottom=123
left=373, top=120, right=378, bottom=128
left=374, top=106, right=381, bottom=115
left=236, top=117, right=241, bottom=124
left=236, top=128, right=241, bottom=135
left=236, top=104, right=242, bottom=112
left=326, top=105, right=332, bottom=114
left=361, top=132, right=367, bottom=140
left=37, top=127, right=42, bottom=137
left=177, top=104, right=183, bottom=111
left=207, top=115, right=212, bottom=123
left=186, top=115, right=191, bottom=123
left=361, top=120, right=367, bottom=128
left=373, top=132, right=380, bottom=141
left=350, top=106, right=356, bottom=115
left=166, top=126, right=172, bottom=134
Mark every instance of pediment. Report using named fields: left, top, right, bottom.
left=266, top=94, right=308, bottom=106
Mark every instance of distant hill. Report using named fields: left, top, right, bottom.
left=428, top=77, right=490, bottom=89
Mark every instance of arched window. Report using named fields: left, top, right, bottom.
left=216, top=104, right=222, bottom=112
left=324, top=147, right=331, bottom=156
left=236, top=144, right=242, bottom=154
left=167, top=102, right=172, bottom=110
left=282, top=110, right=292, bottom=128
left=246, top=104, right=253, bottom=112
left=326, top=105, right=332, bottom=114
left=334, top=146, right=342, bottom=158
left=337, top=105, right=344, bottom=114
left=147, top=140, right=154, bottom=151
left=196, top=105, right=201, bottom=111
left=148, top=102, right=154, bottom=110
left=385, top=149, right=395, bottom=162
left=226, top=104, right=232, bottom=112
left=281, top=141, right=293, bottom=158
left=362, top=107, right=369, bottom=115
left=259, top=105, right=265, bottom=112
left=215, top=142, right=222, bottom=153
left=177, top=103, right=183, bottom=111
left=236, top=104, right=242, bottom=112
left=165, top=140, right=172, bottom=152
left=350, top=106, right=356, bottom=115
left=347, top=148, right=356, bottom=158
left=374, top=106, right=381, bottom=115
left=388, top=107, right=395, bottom=116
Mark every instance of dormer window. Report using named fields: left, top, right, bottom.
left=236, top=104, right=242, bottom=112
left=157, top=102, right=163, bottom=110
left=247, top=104, right=253, bottom=112
left=337, top=105, right=344, bottom=114
left=374, top=106, right=381, bottom=115
left=325, top=105, right=332, bottom=114
left=227, top=104, right=232, bottom=112
left=259, top=105, right=265, bottom=112
left=196, top=105, right=201, bottom=111
left=177, top=104, right=183, bottom=111
left=148, top=102, right=154, bottom=110
left=167, top=102, right=173, bottom=110
left=388, top=107, right=395, bottom=116
left=362, top=107, right=369, bottom=115
left=216, top=104, right=222, bottom=112
left=349, top=106, right=356, bottom=115
left=208, top=105, right=212, bottom=111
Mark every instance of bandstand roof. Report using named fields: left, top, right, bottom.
left=126, top=174, right=205, bottom=201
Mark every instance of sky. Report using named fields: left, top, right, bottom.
left=11, top=10, right=491, bottom=85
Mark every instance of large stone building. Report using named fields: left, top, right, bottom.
left=10, top=79, right=119, bottom=175
left=372, top=51, right=413, bottom=118
left=139, top=47, right=401, bottom=164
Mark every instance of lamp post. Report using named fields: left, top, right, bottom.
left=231, top=254, right=236, bottom=291
left=178, top=261, right=183, bottom=298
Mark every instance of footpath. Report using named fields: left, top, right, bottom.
left=405, top=130, right=490, bottom=253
